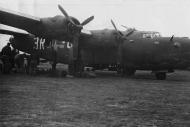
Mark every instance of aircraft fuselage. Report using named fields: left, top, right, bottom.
left=11, top=29, right=190, bottom=73
left=79, top=29, right=190, bottom=71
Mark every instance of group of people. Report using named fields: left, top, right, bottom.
left=0, top=42, right=38, bottom=74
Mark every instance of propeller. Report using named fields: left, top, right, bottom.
left=121, top=25, right=135, bottom=36
left=111, top=19, right=135, bottom=41
left=121, top=25, right=129, bottom=29
left=81, top=16, right=95, bottom=26
left=58, top=4, right=94, bottom=60
left=58, top=5, right=75, bottom=25
left=58, top=4, right=94, bottom=32
left=111, top=20, right=136, bottom=69
left=111, top=20, right=126, bottom=67
left=111, top=19, right=124, bottom=37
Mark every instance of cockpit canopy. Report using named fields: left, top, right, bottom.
left=142, top=32, right=161, bottom=39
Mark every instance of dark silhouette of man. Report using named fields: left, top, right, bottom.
left=10, top=48, right=19, bottom=68
left=1, top=42, right=11, bottom=57
left=0, top=43, right=12, bottom=73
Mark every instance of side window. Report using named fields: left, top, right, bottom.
left=143, top=34, right=151, bottom=38
left=142, top=34, right=147, bottom=38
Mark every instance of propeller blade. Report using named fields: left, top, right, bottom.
left=58, top=5, right=69, bottom=18
left=58, top=4, right=75, bottom=25
left=121, top=25, right=135, bottom=36
left=111, top=19, right=118, bottom=32
left=125, top=29, right=135, bottom=37
left=81, top=16, right=94, bottom=26
left=111, top=19, right=123, bottom=36
left=121, top=25, right=129, bottom=29
left=57, top=5, right=94, bottom=62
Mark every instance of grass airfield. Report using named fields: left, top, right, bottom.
left=0, top=70, right=190, bottom=127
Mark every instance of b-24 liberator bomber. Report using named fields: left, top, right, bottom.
left=1, top=5, right=190, bottom=80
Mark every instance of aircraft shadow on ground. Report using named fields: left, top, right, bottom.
left=95, top=70, right=190, bottom=82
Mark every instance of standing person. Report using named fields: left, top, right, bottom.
left=23, top=54, right=30, bottom=74
left=10, top=48, right=19, bottom=68
left=52, top=49, right=57, bottom=71
left=28, top=54, right=38, bottom=75
left=1, top=42, right=12, bottom=73
left=14, top=53, right=25, bottom=73
left=1, top=42, right=11, bottom=57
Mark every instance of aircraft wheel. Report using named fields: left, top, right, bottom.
left=155, top=72, right=166, bottom=80
left=116, top=67, right=122, bottom=75
left=123, top=67, right=136, bottom=76
left=126, top=69, right=136, bottom=76
left=68, top=63, right=75, bottom=76
left=51, top=62, right=57, bottom=71
left=68, top=60, right=84, bottom=77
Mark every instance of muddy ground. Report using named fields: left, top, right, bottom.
left=0, top=70, right=190, bottom=127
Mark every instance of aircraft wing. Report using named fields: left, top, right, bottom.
left=0, top=7, right=41, bottom=33
left=0, top=28, right=30, bottom=36
left=80, top=29, right=92, bottom=38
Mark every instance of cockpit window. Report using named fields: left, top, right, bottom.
left=142, top=32, right=161, bottom=38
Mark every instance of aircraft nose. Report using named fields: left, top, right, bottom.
left=174, top=38, right=190, bottom=68
left=177, top=38, right=190, bottom=48
left=180, top=38, right=190, bottom=56
left=185, top=38, right=190, bottom=47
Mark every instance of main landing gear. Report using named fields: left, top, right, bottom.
left=51, top=61, right=57, bottom=71
left=123, top=68, right=136, bottom=76
left=155, top=72, right=166, bottom=80
left=118, top=64, right=168, bottom=80
left=117, top=65, right=136, bottom=76
left=68, top=59, right=84, bottom=77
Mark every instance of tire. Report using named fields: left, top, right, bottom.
left=155, top=72, right=166, bottom=80
left=123, top=67, right=136, bottom=76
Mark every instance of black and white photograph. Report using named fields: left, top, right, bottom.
left=0, top=0, right=190, bottom=126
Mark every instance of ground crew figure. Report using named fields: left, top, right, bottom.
left=10, top=48, right=19, bottom=69
left=14, top=54, right=25, bottom=73
left=28, top=54, right=38, bottom=75
left=24, top=54, right=30, bottom=74
left=1, top=43, right=12, bottom=73
left=0, top=55, right=12, bottom=74
left=1, top=42, right=11, bottom=57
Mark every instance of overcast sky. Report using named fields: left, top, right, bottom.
left=0, top=0, right=190, bottom=49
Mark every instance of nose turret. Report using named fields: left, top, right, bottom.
left=173, top=37, right=190, bottom=69
left=177, top=37, right=190, bottom=51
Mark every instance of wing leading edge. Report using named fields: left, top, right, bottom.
left=0, top=28, right=29, bottom=36
left=0, top=7, right=41, bottom=34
